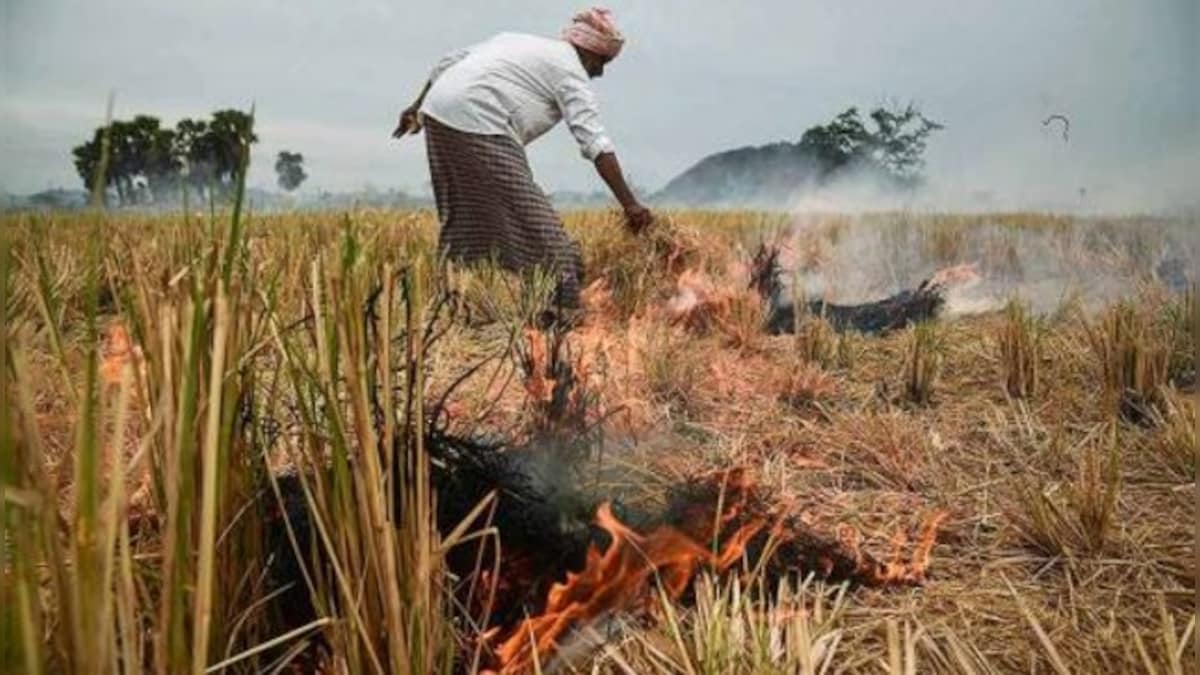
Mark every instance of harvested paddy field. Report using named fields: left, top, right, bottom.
left=2, top=208, right=1196, bottom=674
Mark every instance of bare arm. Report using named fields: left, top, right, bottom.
left=594, top=152, right=637, bottom=209
left=410, top=80, right=432, bottom=110
left=594, top=152, right=653, bottom=233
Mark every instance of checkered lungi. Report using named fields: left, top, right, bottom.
left=424, top=116, right=584, bottom=307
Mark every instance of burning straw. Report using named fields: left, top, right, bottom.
left=483, top=469, right=948, bottom=673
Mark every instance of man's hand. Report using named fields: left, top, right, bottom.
left=594, top=152, right=652, bottom=234
left=624, top=202, right=654, bottom=234
left=393, top=81, right=434, bottom=139
left=392, top=106, right=422, bottom=139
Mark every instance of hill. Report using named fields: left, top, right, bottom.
left=654, top=105, right=943, bottom=208
left=653, top=141, right=826, bottom=208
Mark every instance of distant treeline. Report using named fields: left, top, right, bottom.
left=71, top=110, right=304, bottom=207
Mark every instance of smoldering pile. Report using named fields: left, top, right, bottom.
left=262, top=399, right=941, bottom=572
left=483, top=465, right=946, bottom=673
left=260, top=370, right=946, bottom=673
left=749, top=243, right=982, bottom=334
left=661, top=241, right=982, bottom=344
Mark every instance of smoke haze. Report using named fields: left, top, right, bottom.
left=761, top=212, right=1198, bottom=319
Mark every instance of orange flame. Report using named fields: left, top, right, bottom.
left=97, top=321, right=154, bottom=515
left=519, top=328, right=595, bottom=436
left=663, top=268, right=762, bottom=346
left=836, top=511, right=949, bottom=585
left=665, top=268, right=724, bottom=323
left=521, top=328, right=556, bottom=404
left=927, top=262, right=981, bottom=289
left=491, top=501, right=762, bottom=673
left=100, top=320, right=139, bottom=387
left=483, top=466, right=948, bottom=673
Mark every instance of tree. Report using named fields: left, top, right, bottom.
left=174, top=118, right=215, bottom=201
left=72, top=115, right=181, bottom=205
left=798, top=107, right=871, bottom=175
left=72, top=120, right=141, bottom=205
left=71, top=108, right=258, bottom=206
left=174, top=117, right=214, bottom=201
left=204, top=109, right=257, bottom=194
left=105, top=120, right=137, bottom=204
left=125, top=115, right=181, bottom=202
left=863, top=105, right=944, bottom=185
left=655, top=102, right=944, bottom=206
left=274, top=151, right=307, bottom=192
left=72, top=128, right=110, bottom=203
left=798, top=103, right=943, bottom=188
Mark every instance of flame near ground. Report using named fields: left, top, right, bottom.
left=472, top=247, right=968, bottom=672
left=481, top=468, right=948, bottom=674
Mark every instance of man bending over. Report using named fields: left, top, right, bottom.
left=393, top=7, right=653, bottom=308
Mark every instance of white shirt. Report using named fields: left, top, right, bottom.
left=420, top=32, right=616, bottom=161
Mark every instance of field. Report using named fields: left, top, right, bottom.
left=1, top=206, right=1196, bottom=674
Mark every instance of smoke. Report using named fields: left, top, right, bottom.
left=762, top=208, right=1199, bottom=318
left=770, top=144, right=1200, bottom=218
left=917, top=144, right=1200, bottom=217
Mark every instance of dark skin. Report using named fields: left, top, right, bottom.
left=394, top=44, right=653, bottom=234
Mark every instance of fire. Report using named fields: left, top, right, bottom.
left=925, top=262, right=999, bottom=318
left=835, top=510, right=948, bottom=585
left=521, top=327, right=556, bottom=404
left=509, top=281, right=660, bottom=438
left=489, top=500, right=763, bottom=674
left=518, top=328, right=593, bottom=436
left=665, top=268, right=724, bottom=323
left=927, top=262, right=981, bottom=290
left=664, top=268, right=764, bottom=346
left=579, top=277, right=617, bottom=320
left=485, top=470, right=947, bottom=673
left=100, top=320, right=140, bottom=387
left=98, top=320, right=153, bottom=515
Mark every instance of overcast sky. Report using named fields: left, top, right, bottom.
left=2, top=0, right=1196, bottom=209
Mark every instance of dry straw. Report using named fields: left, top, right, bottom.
left=3, top=203, right=1196, bottom=673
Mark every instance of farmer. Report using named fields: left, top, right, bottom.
left=393, top=7, right=652, bottom=308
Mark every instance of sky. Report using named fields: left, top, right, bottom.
left=2, top=0, right=1197, bottom=211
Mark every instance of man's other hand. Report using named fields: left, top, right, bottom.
left=392, top=107, right=422, bottom=139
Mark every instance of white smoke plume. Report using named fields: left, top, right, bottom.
left=757, top=209, right=1197, bottom=318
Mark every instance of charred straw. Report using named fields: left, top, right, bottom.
left=750, top=243, right=950, bottom=335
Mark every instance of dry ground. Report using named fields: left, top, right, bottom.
left=2, top=207, right=1195, bottom=674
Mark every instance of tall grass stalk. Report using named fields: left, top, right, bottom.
left=1163, top=284, right=1197, bottom=386
left=905, top=321, right=944, bottom=405
left=2, top=232, right=42, bottom=675
left=4, top=222, right=141, bottom=674
left=615, top=574, right=848, bottom=674
left=90, top=93, right=115, bottom=208
left=191, top=288, right=231, bottom=675
left=269, top=229, right=466, bottom=674
left=794, top=313, right=837, bottom=368
left=1012, top=423, right=1122, bottom=557
left=997, top=299, right=1043, bottom=399
left=1083, top=300, right=1171, bottom=424
left=1145, top=393, right=1197, bottom=481
left=3, top=112, right=472, bottom=673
